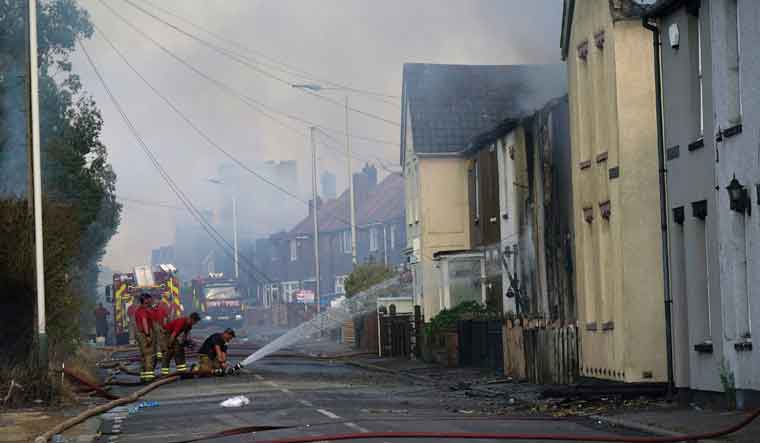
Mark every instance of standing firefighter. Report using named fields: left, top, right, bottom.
left=160, top=312, right=201, bottom=375
left=150, top=296, right=170, bottom=372
left=196, top=328, right=235, bottom=375
left=134, top=293, right=156, bottom=383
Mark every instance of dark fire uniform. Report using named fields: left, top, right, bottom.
left=161, top=317, right=194, bottom=374
left=134, top=306, right=155, bottom=382
left=197, top=333, right=228, bottom=373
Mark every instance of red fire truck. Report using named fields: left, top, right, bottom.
left=109, top=265, right=182, bottom=345
left=191, top=273, right=244, bottom=329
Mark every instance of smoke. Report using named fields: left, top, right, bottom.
left=67, top=0, right=564, bottom=271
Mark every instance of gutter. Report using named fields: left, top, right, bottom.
left=642, top=15, right=675, bottom=399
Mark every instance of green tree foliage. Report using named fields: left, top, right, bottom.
left=0, top=1, right=120, bottom=366
left=424, top=301, right=488, bottom=337
left=344, top=263, right=396, bottom=298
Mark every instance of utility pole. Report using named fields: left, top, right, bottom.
left=346, top=95, right=357, bottom=267
left=28, top=0, right=47, bottom=368
left=310, top=127, right=321, bottom=313
left=232, top=195, right=239, bottom=280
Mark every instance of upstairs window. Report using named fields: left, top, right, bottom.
left=390, top=224, right=397, bottom=249
left=341, top=230, right=351, bottom=254
left=289, top=239, right=298, bottom=261
left=369, top=227, right=379, bottom=252
left=724, top=0, right=742, bottom=126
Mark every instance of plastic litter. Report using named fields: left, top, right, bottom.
left=220, top=395, right=251, bottom=408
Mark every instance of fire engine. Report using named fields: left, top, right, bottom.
left=108, top=264, right=182, bottom=345
left=191, top=273, right=244, bottom=329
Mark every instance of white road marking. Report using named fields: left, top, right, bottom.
left=253, top=374, right=264, bottom=380
left=265, top=380, right=279, bottom=387
left=344, top=422, right=370, bottom=433
left=316, top=408, right=341, bottom=419
left=298, top=399, right=314, bottom=407
left=280, top=388, right=292, bottom=394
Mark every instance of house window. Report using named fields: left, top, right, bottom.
left=282, top=281, right=300, bottom=302
left=725, top=0, right=741, bottom=125
left=335, top=275, right=348, bottom=295
left=340, top=230, right=352, bottom=254
left=696, top=14, right=705, bottom=137
left=270, top=284, right=280, bottom=303
left=473, top=159, right=480, bottom=222
left=502, top=143, right=512, bottom=219
left=289, top=239, right=298, bottom=261
left=390, top=224, right=397, bottom=249
left=370, top=227, right=379, bottom=252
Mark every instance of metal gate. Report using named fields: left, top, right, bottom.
left=458, top=319, right=503, bottom=371
left=380, top=314, right=412, bottom=357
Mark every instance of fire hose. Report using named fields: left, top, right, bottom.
left=168, top=409, right=760, bottom=443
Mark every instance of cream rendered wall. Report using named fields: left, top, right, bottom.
left=567, top=0, right=666, bottom=383
left=418, top=157, right=471, bottom=319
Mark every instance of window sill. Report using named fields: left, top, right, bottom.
left=735, top=338, right=753, bottom=352
left=717, top=123, right=743, bottom=142
left=688, top=138, right=704, bottom=151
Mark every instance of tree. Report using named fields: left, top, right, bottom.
left=344, top=263, right=396, bottom=298
left=0, top=0, right=120, bottom=365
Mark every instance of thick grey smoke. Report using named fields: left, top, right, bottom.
left=68, top=0, right=563, bottom=271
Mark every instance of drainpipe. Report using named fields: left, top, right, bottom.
left=643, top=16, right=675, bottom=398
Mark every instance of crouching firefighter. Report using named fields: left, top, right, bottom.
left=134, top=293, right=156, bottom=383
left=196, top=328, right=237, bottom=375
left=160, top=312, right=201, bottom=375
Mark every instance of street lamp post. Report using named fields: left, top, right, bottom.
left=207, top=177, right=239, bottom=279
left=292, top=84, right=357, bottom=267
left=309, top=127, right=321, bottom=313
left=28, top=0, right=48, bottom=368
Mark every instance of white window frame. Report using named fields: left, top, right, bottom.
left=697, top=15, right=704, bottom=137
left=341, top=230, right=351, bottom=254
left=289, top=239, right=298, bottom=262
left=335, top=275, right=348, bottom=295
left=282, top=281, right=300, bottom=303
left=369, top=227, right=379, bottom=252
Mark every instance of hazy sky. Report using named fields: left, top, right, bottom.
left=70, top=0, right=564, bottom=272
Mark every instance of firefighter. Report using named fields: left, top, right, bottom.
left=150, top=295, right=170, bottom=371
left=134, top=293, right=155, bottom=383
left=160, top=312, right=201, bottom=375
left=196, top=328, right=235, bottom=375
left=127, top=294, right=139, bottom=344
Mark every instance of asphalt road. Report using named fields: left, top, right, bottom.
left=100, top=356, right=649, bottom=443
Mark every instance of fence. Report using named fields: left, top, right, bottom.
left=503, top=319, right=578, bottom=384
left=380, top=314, right=413, bottom=357
left=457, top=319, right=504, bottom=372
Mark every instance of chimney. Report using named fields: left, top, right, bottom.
left=353, top=163, right=378, bottom=202
left=308, top=196, right=322, bottom=218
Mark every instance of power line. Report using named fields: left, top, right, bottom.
left=78, top=38, right=274, bottom=284
left=116, top=0, right=401, bottom=128
left=133, top=0, right=401, bottom=104
left=91, top=23, right=354, bottom=227
left=94, top=0, right=400, bottom=152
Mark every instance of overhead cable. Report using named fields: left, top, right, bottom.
left=117, top=0, right=401, bottom=128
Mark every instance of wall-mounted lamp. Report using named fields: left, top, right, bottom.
left=668, top=23, right=680, bottom=49
left=727, top=175, right=751, bottom=215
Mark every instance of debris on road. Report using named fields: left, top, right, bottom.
left=220, top=395, right=251, bottom=408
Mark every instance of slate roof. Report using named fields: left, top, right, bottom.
left=400, top=63, right=567, bottom=163
left=289, top=173, right=404, bottom=236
